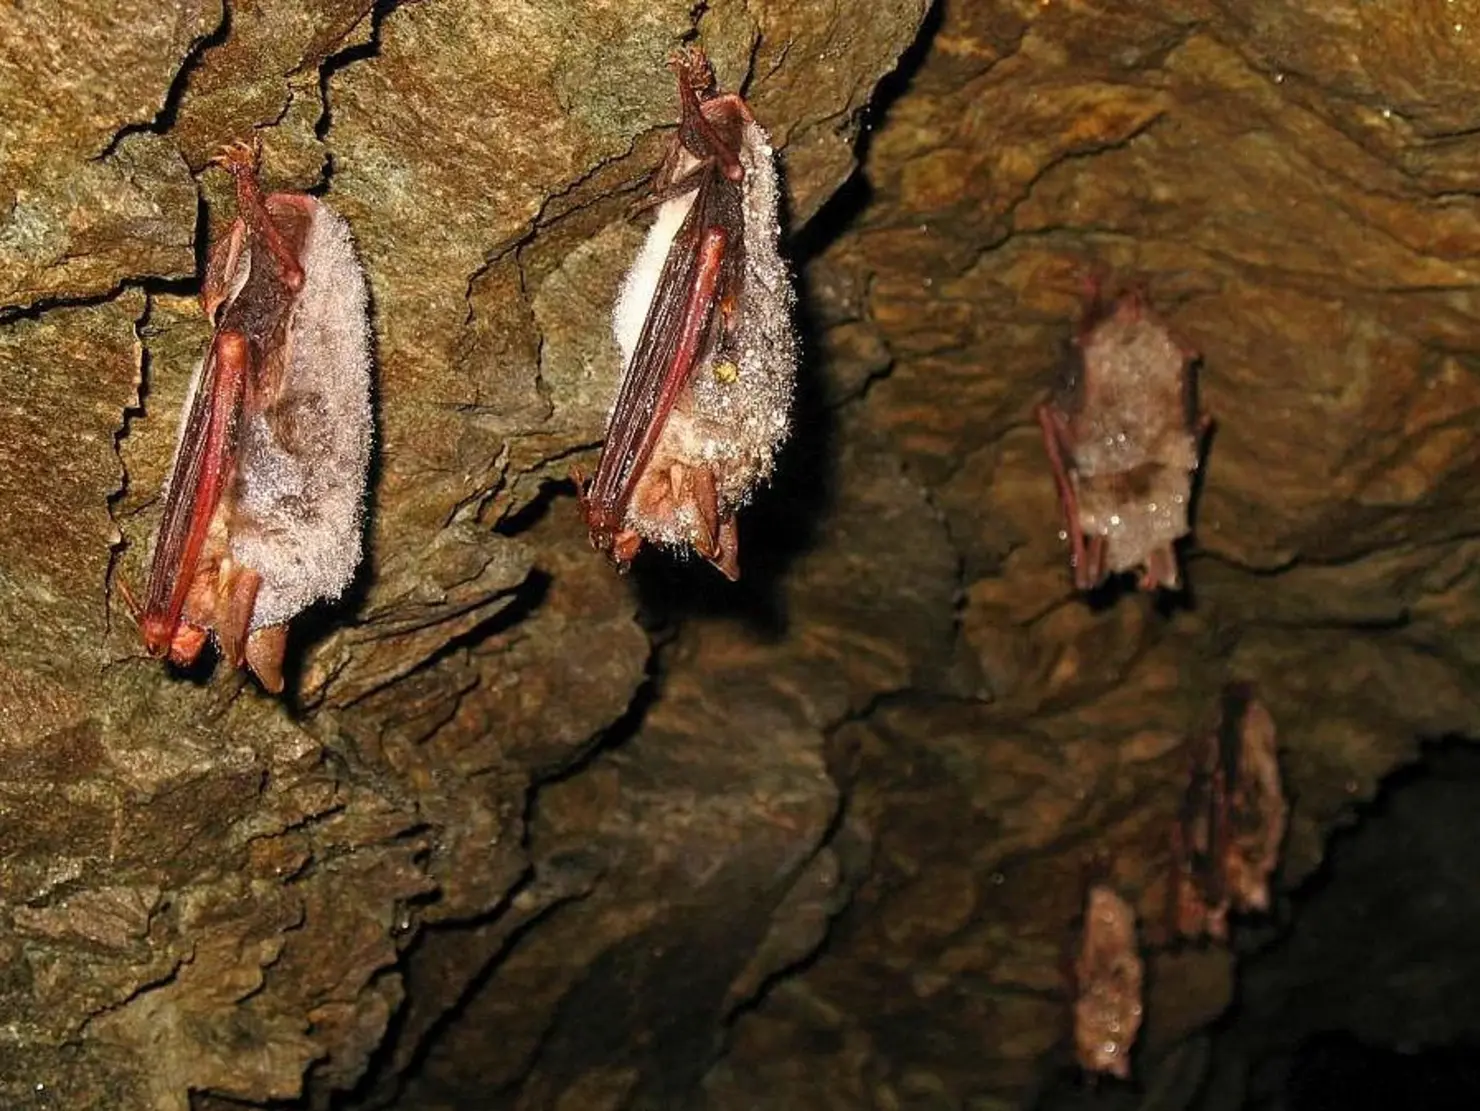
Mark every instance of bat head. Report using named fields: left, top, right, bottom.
left=139, top=613, right=177, bottom=659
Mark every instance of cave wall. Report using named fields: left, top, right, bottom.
left=699, top=2, right=1480, bottom=1107
left=0, top=1, right=926, bottom=1105
left=4, top=0, right=1480, bottom=1109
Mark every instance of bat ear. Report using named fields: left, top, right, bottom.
left=246, top=625, right=288, bottom=694
left=705, top=516, right=741, bottom=581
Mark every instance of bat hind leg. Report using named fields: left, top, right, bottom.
left=711, top=516, right=740, bottom=582
left=209, top=140, right=305, bottom=291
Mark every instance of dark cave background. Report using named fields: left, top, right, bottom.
left=4, top=1, right=1480, bottom=1108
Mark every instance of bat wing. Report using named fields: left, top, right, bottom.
left=589, top=170, right=737, bottom=523
left=142, top=331, right=249, bottom=635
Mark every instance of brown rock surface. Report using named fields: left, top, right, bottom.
left=3, top=0, right=1480, bottom=1108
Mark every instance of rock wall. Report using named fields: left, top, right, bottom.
left=3, top=0, right=1479, bottom=1109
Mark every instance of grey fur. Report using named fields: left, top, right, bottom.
left=229, top=199, right=373, bottom=629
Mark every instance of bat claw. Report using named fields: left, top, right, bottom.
left=208, top=137, right=262, bottom=177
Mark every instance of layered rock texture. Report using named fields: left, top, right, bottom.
left=3, top=1, right=1479, bottom=1108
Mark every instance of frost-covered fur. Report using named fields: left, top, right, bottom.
left=1066, top=301, right=1199, bottom=576
left=230, top=199, right=373, bottom=629
left=610, top=119, right=796, bottom=548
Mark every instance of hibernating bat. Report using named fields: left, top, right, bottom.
left=578, top=47, right=796, bottom=581
left=1169, top=684, right=1287, bottom=941
left=1037, top=278, right=1210, bottom=592
left=130, top=139, right=373, bottom=693
left=1169, top=726, right=1231, bottom=942
left=1072, top=883, right=1144, bottom=1080
left=1219, top=686, right=1287, bottom=916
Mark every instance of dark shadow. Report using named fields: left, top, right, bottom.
left=493, top=476, right=569, bottom=538
left=1279, top=1030, right=1480, bottom=1111
left=1200, top=739, right=1480, bottom=1110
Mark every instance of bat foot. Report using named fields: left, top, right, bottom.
left=712, top=519, right=740, bottom=581
left=208, top=137, right=262, bottom=177
left=669, top=45, right=715, bottom=96
left=1137, top=545, right=1180, bottom=593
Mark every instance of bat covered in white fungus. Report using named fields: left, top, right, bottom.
left=1073, top=883, right=1144, bottom=1080
left=131, top=140, right=373, bottom=693
left=578, top=47, right=796, bottom=581
left=1038, top=278, right=1210, bottom=592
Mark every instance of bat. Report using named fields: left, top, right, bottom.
left=1168, top=685, right=1287, bottom=941
left=1037, top=276, right=1210, bottom=592
left=1072, top=883, right=1144, bottom=1080
left=578, top=47, right=796, bottom=581
left=1219, top=687, right=1287, bottom=916
left=1169, top=725, right=1232, bottom=942
left=128, top=139, right=373, bottom=693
